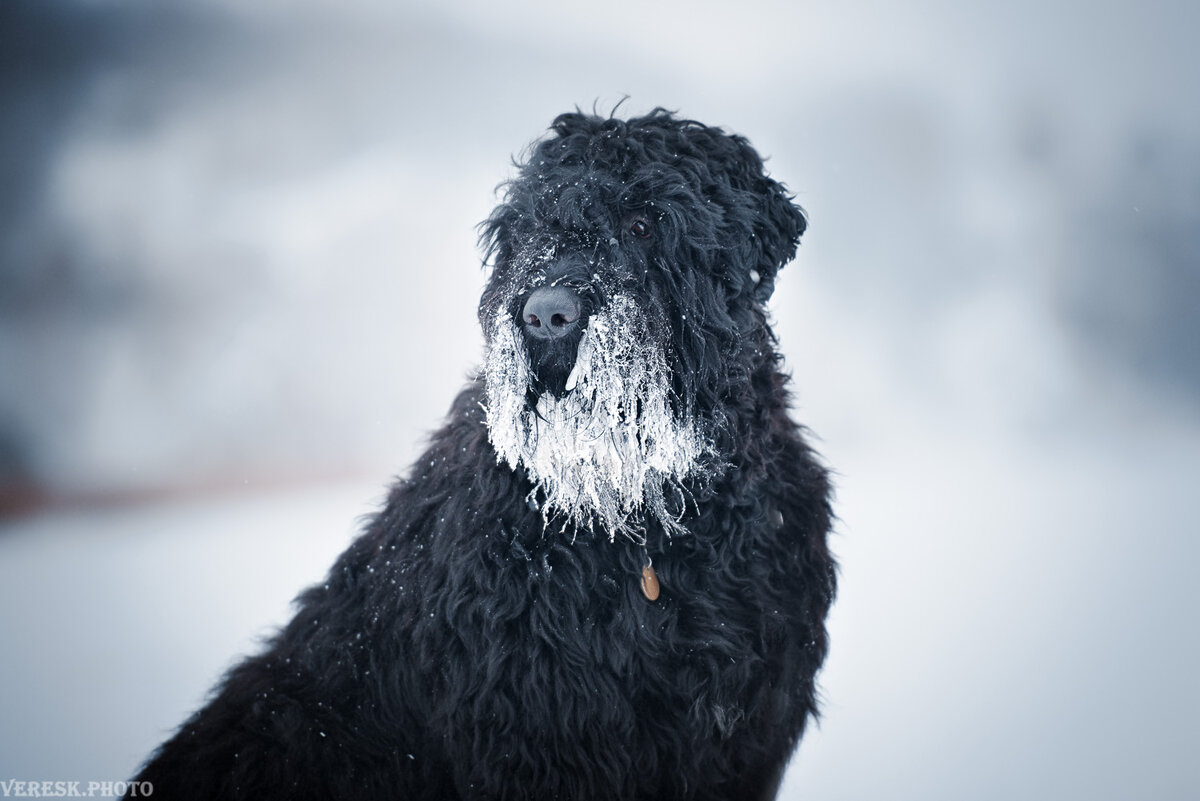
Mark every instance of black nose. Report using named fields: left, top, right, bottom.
left=522, top=286, right=582, bottom=339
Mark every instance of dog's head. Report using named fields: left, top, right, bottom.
left=477, top=109, right=807, bottom=538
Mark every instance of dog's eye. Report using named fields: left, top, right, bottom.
left=628, top=217, right=651, bottom=239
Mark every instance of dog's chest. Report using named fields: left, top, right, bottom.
left=403, top=514, right=791, bottom=798
left=422, top=517, right=779, bottom=710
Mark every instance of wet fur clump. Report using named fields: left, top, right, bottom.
left=128, top=109, right=837, bottom=801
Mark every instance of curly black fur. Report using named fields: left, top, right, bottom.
left=129, top=109, right=836, bottom=801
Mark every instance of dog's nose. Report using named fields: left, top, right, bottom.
left=522, top=286, right=582, bottom=339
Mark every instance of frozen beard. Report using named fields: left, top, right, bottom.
left=483, top=295, right=714, bottom=541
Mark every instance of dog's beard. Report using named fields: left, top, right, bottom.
left=483, top=295, right=714, bottom=541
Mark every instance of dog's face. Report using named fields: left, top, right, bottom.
left=478, top=110, right=807, bottom=539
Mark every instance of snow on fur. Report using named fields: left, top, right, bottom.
left=483, top=294, right=713, bottom=540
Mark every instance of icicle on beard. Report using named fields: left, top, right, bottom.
left=483, top=294, right=715, bottom=542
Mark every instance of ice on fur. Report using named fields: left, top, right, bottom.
left=483, top=294, right=714, bottom=539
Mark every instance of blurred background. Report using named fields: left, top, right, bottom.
left=1, top=0, right=1197, bottom=798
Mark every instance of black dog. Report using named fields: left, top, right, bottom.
left=130, top=109, right=836, bottom=801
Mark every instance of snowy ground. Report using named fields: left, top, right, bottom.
left=0, top=482, right=376, bottom=791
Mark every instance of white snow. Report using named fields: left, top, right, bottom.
left=483, top=295, right=713, bottom=540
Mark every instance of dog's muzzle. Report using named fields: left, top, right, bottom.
left=519, top=285, right=589, bottom=398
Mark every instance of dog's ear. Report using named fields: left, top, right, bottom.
left=713, top=134, right=807, bottom=303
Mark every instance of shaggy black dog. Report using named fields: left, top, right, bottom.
left=129, top=109, right=836, bottom=801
